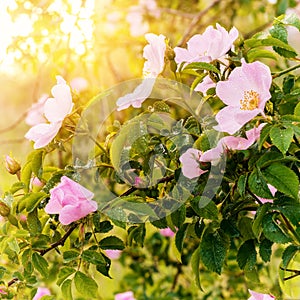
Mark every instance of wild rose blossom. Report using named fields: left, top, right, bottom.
left=159, top=227, right=176, bottom=237
left=117, top=33, right=165, bottom=111
left=25, top=94, right=48, bottom=126
left=115, top=291, right=136, bottom=300
left=143, top=33, right=166, bottom=77
left=105, top=249, right=122, bottom=260
left=214, top=59, right=272, bottom=134
left=194, top=75, right=216, bottom=95
left=201, top=124, right=265, bottom=164
left=32, top=287, right=51, bottom=300
left=179, top=148, right=207, bottom=179
left=248, top=289, right=275, bottom=300
left=45, top=176, right=97, bottom=225
left=25, top=76, right=74, bottom=149
left=174, top=23, right=238, bottom=65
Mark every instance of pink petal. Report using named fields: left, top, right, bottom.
left=116, top=78, right=155, bottom=111
left=70, top=77, right=88, bottom=92
left=25, top=122, right=62, bottom=149
left=200, top=142, right=224, bottom=164
left=44, top=194, right=63, bottom=214
left=58, top=200, right=98, bottom=225
left=248, top=289, right=275, bottom=300
left=194, top=75, right=216, bottom=95
left=179, top=148, right=207, bottom=179
left=143, top=33, right=166, bottom=77
left=159, top=227, right=176, bottom=237
left=33, top=287, right=51, bottom=300
left=222, top=136, right=252, bottom=150
left=105, top=249, right=122, bottom=260
left=25, top=94, right=48, bottom=126
left=115, top=291, right=136, bottom=300
left=60, top=176, right=94, bottom=200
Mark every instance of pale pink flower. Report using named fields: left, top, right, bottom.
left=70, top=77, right=88, bottom=92
left=31, top=177, right=44, bottom=188
left=25, top=94, right=48, bottom=126
left=214, top=59, right=272, bottom=134
left=201, top=124, right=265, bottom=164
left=194, top=76, right=216, bottom=95
left=105, top=250, right=122, bottom=260
left=159, top=227, right=176, bottom=237
left=45, top=176, right=97, bottom=225
left=115, top=291, right=136, bottom=300
left=174, top=24, right=238, bottom=65
left=116, top=78, right=155, bottom=111
left=25, top=76, right=73, bottom=149
left=248, top=289, right=275, bottom=300
left=32, top=287, right=51, bottom=300
left=179, top=148, right=207, bottom=179
left=25, top=121, right=62, bottom=149
left=43, top=76, right=73, bottom=123
left=143, top=33, right=166, bottom=77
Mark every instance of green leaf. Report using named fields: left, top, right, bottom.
left=247, top=49, right=277, bottom=62
left=175, top=223, right=189, bottom=254
left=10, top=182, right=25, bottom=195
left=237, top=239, right=257, bottom=270
left=61, top=279, right=73, bottom=300
left=97, top=221, right=113, bottom=233
left=74, top=271, right=98, bottom=299
left=262, top=163, right=299, bottom=199
left=259, top=239, right=273, bottom=263
left=281, top=245, right=300, bottom=268
left=191, top=245, right=202, bottom=290
left=27, top=210, right=42, bottom=236
left=7, top=238, right=20, bottom=254
left=294, top=102, right=300, bottom=116
left=190, top=197, right=218, bottom=220
left=31, top=150, right=44, bottom=179
left=238, top=217, right=255, bottom=240
left=270, top=126, right=294, bottom=154
left=258, top=124, right=272, bottom=151
left=82, top=250, right=106, bottom=265
left=279, top=13, right=300, bottom=31
left=252, top=203, right=271, bottom=238
left=256, top=151, right=283, bottom=168
left=171, top=205, right=186, bottom=228
left=237, top=174, right=247, bottom=198
left=57, top=267, right=76, bottom=286
left=248, top=169, right=273, bottom=199
left=18, top=192, right=48, bottom=213
left=98, top=236, right=125, bottom=250
left=262, top=213, right=292, bottom=243
left=274, top=197, right=300, bottom=226
left=270, top=24, right=288, bottom=43
left=183, top=62, right=220, bottom=74
left=63, top=251, right=80, bottom=263
left=200, top=229, right=229, bottom=274
left=96, top=256, right=112, bottom=278
left=127, top=224, right=146, bottom=247
left=21, top=161, right=32, bottom=192
left=32, top=252, right=49, bottom=277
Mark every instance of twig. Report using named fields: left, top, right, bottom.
left=243, top=20, right=273, bottom=40
left=0, top=112, right=28, bottom=135
left=272, top=63, right=300, bottom=78
left=8, top=223, right=78, bottom=287
left=177, top=0, right=222, bottom=47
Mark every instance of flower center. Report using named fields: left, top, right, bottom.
left=240, top=90, right=259, bottom=110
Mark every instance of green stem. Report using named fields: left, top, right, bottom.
left=272, top=63, right=300, bottom=78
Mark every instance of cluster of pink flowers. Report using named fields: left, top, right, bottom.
left=25, top=76, right=74, bottom=149
left=45, top=176, right=97, bottom=225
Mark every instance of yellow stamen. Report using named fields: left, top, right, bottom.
left=240, top=90, right=259, bottom=110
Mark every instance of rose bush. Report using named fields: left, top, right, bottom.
left=0, top=1, right=300, bottom=299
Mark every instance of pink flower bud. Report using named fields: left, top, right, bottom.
left=4, top=155, right=21, bottom=175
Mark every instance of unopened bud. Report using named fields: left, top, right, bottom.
left=4, top=155, right=21, bottom=175
left=0, top=201, right=10, bottom=217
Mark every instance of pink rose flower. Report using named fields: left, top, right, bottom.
left=143, top=33, right=166, bottom=77
left=25, top=94, right=48, bottom=126
left=179, top=148, right=207, bottom=179
left=115, top=291, right=136, bottom=300
left=116, top=78, right=155, bottom=111
left=25, top=76, right=73, bottom=149
left=105, top=250, right=122, bottom=260
left=32, top=287, right=51, bottom=300
left=174, top=23, right=238, bottom=65
left=159, top=227, right=176, bottom=237
left=45, top=176, right=97, bottom=225
left=214, top=59, right=272, bottom=134
left=248, top=289, right=275, bottom=300
left=201, top=124, right=265, bottom=164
